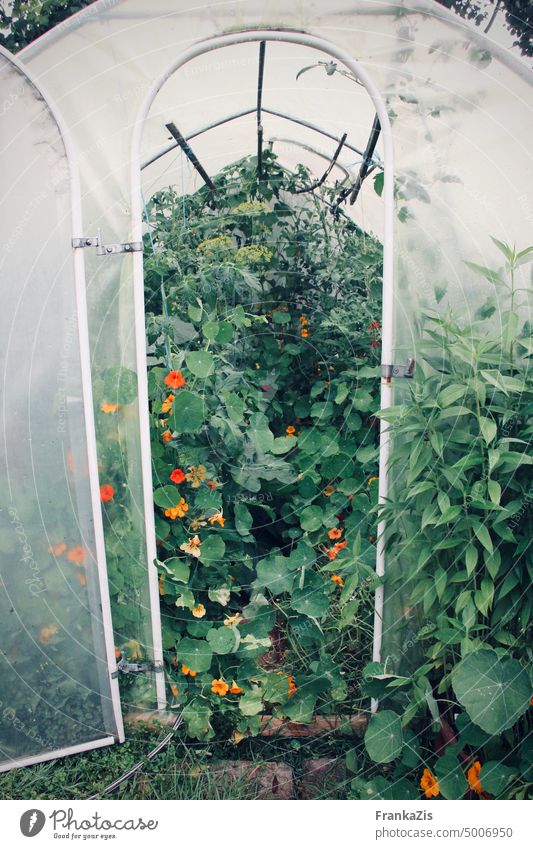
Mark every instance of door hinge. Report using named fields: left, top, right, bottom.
left=112, top=652, right=164, bottom=678
left=381, top=358, right=415, bottom=379
left=72, top=232, right=142, bottom=255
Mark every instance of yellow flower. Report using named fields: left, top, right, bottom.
left=235, top=244, right=272, bottom=265
left=190, top=516, right=207, bottom=531
left=224, top=613, right=243, bottom=627
left=211, top=678, right=229, bottom=696
left=158, top=573, right=166, bottom=595
left=161, top=394, right=174, bottom=413
left=467, top=761, right=484, bottom=794
left=39, top=624, right=59, bottom=644
left=420, top=768, right=440, bottom=798
left=208, top=510, right=225, bottom=527
left=185, top=465, right=207, bottom=488
left=368, top=476, right=379, bottom=486
left=180, top=535, right=202, bottom=557
left=196, top=235, right=233, bottom=256
left=233, top=200, right=270, bottom=215
left=170, top=683, right=179, bottom=697
left=164, top=498, right=189, bottom=520
left=192, top=603, right=206, bottom=619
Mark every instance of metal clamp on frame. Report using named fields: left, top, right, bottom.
left=72, top=231, right=142, bottom=255
left=112, top=651, right=164, bottom=678
left=381, top=357, right=415, bottom=379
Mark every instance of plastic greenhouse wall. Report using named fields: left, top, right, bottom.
left=0, top=0, right=528, bottom=767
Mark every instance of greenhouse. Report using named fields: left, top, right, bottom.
left=0, top=0, right=531, bottom=801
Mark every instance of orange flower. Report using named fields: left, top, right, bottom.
left=211, top=678, right=229, bottom=696
left=170, top=683, right=179, bottom=697
left=207, top=480, right=222, bottom=491
left=39, top=624, right=59, bottom=644
left=162, top=430, right=172, bottom=444
left=327, top=547, right=339, bottom=561
left=229, top=681, right=243, bottom=695
left=287, top=675, right=297, bottom=697
left=368, top=476, right=378, bottom=486
left=192, top=603, right=206, bottom=619
left=328, top=528, right=342, bottom=540
left=170, top=468, right=186, bottom=484
left=100, top=402, right=118, bottom=414
left=77, top=572, right=87, bottom=587
left=164, top=498, right=189, bottom=520
left=301, top=328, right=309, bottom=338
left=299, top=316, right=309, bottom=326
left=286, top=425, right=296, bottom=436
left=181, top=664, right=197, bottom=677
left=66, top=450, right=76, bottom=473
left=420, top=768, right=440, bottom=799
left=331, top=574, right=344, bottom=588
left=164, top=370, right=186, bottom=389
left=323, top=485, right=335, bottom=497
left=180, top=535, right=202, bottom=557
left=335, top=539, right=347, bottom=551
left=67, top=546, right=85, bottom=565
left=161, top=394, right=175, bottom=413
left=100, top=484, right=114, bottom=503
left=467, top=761, right=484, bottom=795
left=114, top=647, right=122, bottom=661
left=208, top=511, right=225, bottom=527
left=49, top=543, right=67, bottom=556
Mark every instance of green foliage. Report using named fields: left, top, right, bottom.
left=361, top=239, right=533, bottom=800
left=144, top=152, right=382, bottom=740
left=0, top=1, right=96, bottom=52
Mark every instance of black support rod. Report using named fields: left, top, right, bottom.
left=349, top=114, right=381, bottom=205
left=293, top=132, right=348, bottom=194
left=165, top=121, right=216, bottom=191
left=256, top=41, right=266, bottom=177
left=142, top=108, right=370, bottom=171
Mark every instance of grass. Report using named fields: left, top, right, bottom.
left=0, top=721, right=367, bottom=800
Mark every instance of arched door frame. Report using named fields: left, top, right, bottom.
left=130, top=30, right=395, bottom=702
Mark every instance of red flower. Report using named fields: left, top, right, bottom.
left=170, top=468, right=186, bottom=484
left=100, top=484, right=114, bottom=503
left=164, top=370, right=186, bottom=389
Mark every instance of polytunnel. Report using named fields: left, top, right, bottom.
left=0, top=0, right=531, bottom=771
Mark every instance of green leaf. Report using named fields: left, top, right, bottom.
left=464, top=260, right=504, bottom=286
left=364, top=710, right=403, bottom=763
left=176, top=637, right=212, bottom=672
left=239, top=690, right=264, bottom=716
left=272, top=310, right=290, bottom=324
left=271, top=436, right=297, bottom=454
left=103, top=366, right=138, bottom=405
left=479, top=761, right=518, bottom=796
left=206, top=627, right=236, bottom=655
left=438, top=383, right=466, bottom=408
left=487, top=479, right=501, bottom=505
left=474, top=577, right=494, bottom=616
left=163, top=557, right=190, bottom=583
left=472, top=520, right=493, bottom=554
left=198, top=535, right=226, bottom=565
left=185, top=351, right=214, bottom=378
left=153, top=486, right=183, bottom=509
left=291, top=578, right=329, bottom=618
left=169, top=391, right=204, bottom=433
left=224, top=392, right=244, bottom=423
left=282, top=691, right=317, bottom=723
left=452, top=649, right=531, bottom=734
left=202, top=321, right=219, bottom=340
left=434, top=753, right=467, bottom=800
left=234, top=503, right=253, bottom=536
left=256, top=555, right=296, bottom=594
left=465, top=543, right=478, bottom=576
left=479, top=415, right=497, bottom=444
left=300, top=505, right=323, bottom=532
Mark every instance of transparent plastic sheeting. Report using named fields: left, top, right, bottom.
left=19, top=0, right=532, bottom=676
left=0, top=54, right=122, bottom=770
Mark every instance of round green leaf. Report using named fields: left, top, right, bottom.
left=202, top=321, right=219, bottom=340
left=198, top=534, right=226, bottom=565
left=153, top=486, right=182, bottom=509
left=256, top=555, right=295, bottom=595
left=207, top=627, right=236, bottom=655
left=102, top=366, right=138, bottom=405
left=452, top=649, right=531, bottom=734
left=169, top=390, right=204, bottom=433
left=176, top=637, right=212, bottom=672
left=291, top=584, right=328, bottom=618
left=185, top=351, right=215, bottom=378
left=479, top=761, right=518, bottom=796
left=364, top=710, right=403, bottom=763
left=300, top=505, right=323, bottom=532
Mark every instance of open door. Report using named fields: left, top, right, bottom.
left=0, top=47, right=124, bottom=771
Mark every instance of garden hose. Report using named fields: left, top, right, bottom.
left=87, top=711, right=184, bottom=800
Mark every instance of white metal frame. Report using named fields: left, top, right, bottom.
left=130, top=29, right=395, bottom=697
left=0, top=46, right=125, bottom=770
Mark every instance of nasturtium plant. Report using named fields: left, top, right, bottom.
left=142, top=152, right=382, bottom=740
